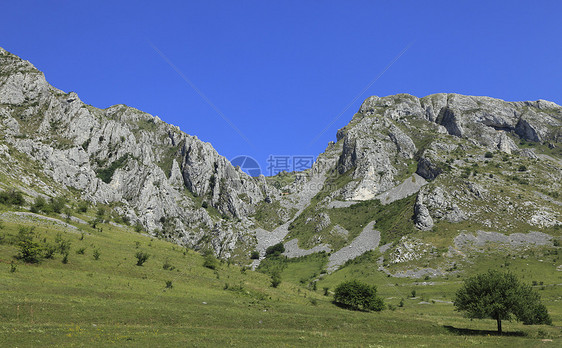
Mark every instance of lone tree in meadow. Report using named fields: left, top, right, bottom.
left=454, top=270, right=551, bottom=334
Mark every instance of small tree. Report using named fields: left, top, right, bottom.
left=30, top=196, right=47, bottom=213
left=454, top=270, right=551, bottom=334
left=54, top=233, right=71, bottom=255
left=333, top=280, right=384, bottom=311
left=203, top=253, right=219, bottom=270
left=16, top=227, right=42, bottom=263
left=135, top=251, right=150, bottom=266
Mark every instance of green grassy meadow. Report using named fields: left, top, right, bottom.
left=1, top=207, right=561, bottom=347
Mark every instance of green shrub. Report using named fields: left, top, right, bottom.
left=135, top=251, right=150, bottom=266
left=163, top=259, right=175, bottom=270
left=203, top=254, right=219, bottom=270
left=165, top=280, right=173, bottom=289
left=0, top=188, right=25, bottom=206
left=250, top=251, right=260, bottom=259
left=49, top=197, right=66, bottom=214
left=77, top=201, right=89, bottom=213
left=30, top=196, right=48, bottom=213
left=76, top=247, right=86, bottom=255
left=518, top=165, right=527, bottom=172
left=271, top=273, right=282, bottom=288
left=93, top=249, right=101, bottom=260
left=43, top=244, right=57, bottom=259
left=265, top=243, right=285, bottom=258
left=484, top=151, right=494, bottom=158
left=54, top=233, right=71, bottom=255
left=96, top=207, right=106, bottom=219
left=333, top=280, right=384, bottom=311
left=134, top=222, right=144, bottom=233
left=16, top=227, right=42, bottom=263
left=96, top=154, right=130, bottom=183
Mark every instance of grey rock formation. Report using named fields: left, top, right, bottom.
left=0, top=47, right=266, bottom=256
left=389, top=236, right=434, bottom=264
left=414, top=197, right=434, bottom=231
left=1, top=47, right=561, bottom=264
left=326, top=221, right=380, bottom=272
left=419, top=186, right=466, bottom=223
left=416, top=156, right=442, bottom=181
left=454, top=231, right=553, bottom=250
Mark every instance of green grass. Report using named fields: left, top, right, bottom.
left=264, top=171, right=298, bottom=190
left=252, top=201, right=288, bottom=230
left=1, top=207, right=561, bottom=346
left=290, top=194, right=417, bottom=250
left=257, top=252, right=328, bottom=285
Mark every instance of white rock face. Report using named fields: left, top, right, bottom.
left=0, top=47, right=266, bottom=255
left=390, top=236, right=433, bottom=264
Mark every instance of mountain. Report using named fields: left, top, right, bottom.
left=1, top=47, right=561, bottom=273
left=0, top=47, right=272, bottom=258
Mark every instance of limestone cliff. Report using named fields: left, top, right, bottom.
left=1, top=47, right=561, bottom=268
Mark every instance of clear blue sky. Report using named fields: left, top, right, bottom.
left=2, top=1, right=561, bottom=176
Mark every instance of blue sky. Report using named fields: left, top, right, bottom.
left=2, top=1, right=561, bottom=176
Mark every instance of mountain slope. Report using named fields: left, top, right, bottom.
left=266, top=92, right=561, bottom=275
left=0, top=47, right=273, bottom=257
left=1, top=47, right=561, bottom=273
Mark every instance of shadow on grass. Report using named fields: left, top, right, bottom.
left=333, top=301, right=364, bottom=311
left=443, top=325, right=527, bottom=337
left=332, top=301, right=384, bottom=312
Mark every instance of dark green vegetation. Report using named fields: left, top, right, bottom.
left=264, top=242, right=285, bottom=257
left=0, top=188, right=25, bottom=206
left=454, top=270, right=551, bottom=333
left=95, top=154, right=130, bottom=184
left=1, top=205, right=561, bottom=346
left=288, top=194, right=416, bottom=249
left=134, top=251, right=150, bottom=266
left=333, top=280, right=385, bottom=311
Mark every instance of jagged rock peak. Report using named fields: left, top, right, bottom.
left=0, top=47, right=267, bottom=256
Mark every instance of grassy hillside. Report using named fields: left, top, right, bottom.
left=1, top=205, right=561, bottom=347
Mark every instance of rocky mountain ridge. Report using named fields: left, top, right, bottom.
left=1, top=47, right=561, bottom=271
left=0, top=47, right=274, bottom=257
